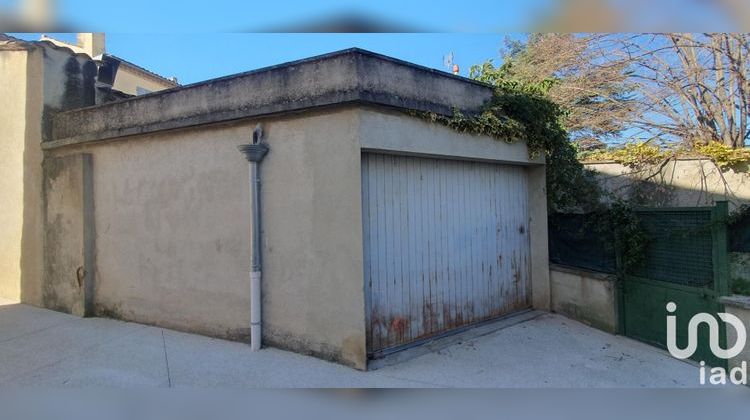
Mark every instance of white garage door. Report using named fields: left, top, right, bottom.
left=362, top=153, right=532, bottom=355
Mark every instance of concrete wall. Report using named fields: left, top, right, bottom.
left=42, top=153, right=95, bottom=316
left=528, top=165, right=551, bottom=310
left=45, top=108, right=368, bottom=368
left=49, top=49, right=494, bottom=148
left=0, top=48, right=29, bottom=301
left=0, top=44, right=46, bottom=305
left=549, top=264, right=618, bottom=333
left=262, top=109, right=365, bottom=367
left=358, top=108, right=539, bottom=165
left=0, top=40, right=99, bottom=306
left=585, top=159, right=750, bottom=210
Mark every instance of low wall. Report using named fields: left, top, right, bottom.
left=717, top=296, right=750, bottom=374
left=550, top=264, right=618, bottom=333
left=584, top=159, right=749, bottom=209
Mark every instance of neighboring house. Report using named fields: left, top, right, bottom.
left=40, top=33, right=179, bottom=96
left=0, top=40, right=549, bottom=370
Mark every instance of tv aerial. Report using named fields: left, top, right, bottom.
left=443, top=51, right=459, bottom=75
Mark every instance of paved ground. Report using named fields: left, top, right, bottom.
left=0, top=298, right=707, bottom=387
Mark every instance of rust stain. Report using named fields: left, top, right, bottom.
left=442, top=303, right=453, bottom=329
left=422, top=302, right=438, bottom=336
left=389, top=317, right=409, bottom=341
left=454, top=307, right=464, bottom=326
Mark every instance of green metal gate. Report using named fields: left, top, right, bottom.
left=620, top=203, right=730, bottom=368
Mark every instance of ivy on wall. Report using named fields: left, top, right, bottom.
left=409, top=82, right=601, bottom=213
left=693, top=142, right=750, bottom=169
left=581, top=141, right=750, bottom=170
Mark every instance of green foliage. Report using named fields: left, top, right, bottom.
left=583, top=142, right=671, bottom=167
left=609, top=201, right=649, bottom=273
left=585, top=200, right=649, bottom=273
left=693, top=142, right=750, bottom=169
left=412, top=72, right=599, bottom=212
left=469, top=59, right=557, bottom=96
left=731, top=278, right=750, bottom=295
left=411, top=107, right=525, bottom=144
left=581, top=140, right=750, bottom=171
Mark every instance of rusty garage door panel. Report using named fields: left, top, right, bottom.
left=361, top=153, right=531, bottom=355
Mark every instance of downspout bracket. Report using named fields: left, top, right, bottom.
left=238, top=143, right=269, bottom=162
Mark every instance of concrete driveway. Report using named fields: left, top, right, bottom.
left=0, top=298, right=705, bottom=388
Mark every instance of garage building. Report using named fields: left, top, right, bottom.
left=6, top=47, right=549, bottom=369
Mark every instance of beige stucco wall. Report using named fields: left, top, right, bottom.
left=112, top=66, right=175, bottom=96
left=42, top=153, right=95, bottom=316
left=0, top=49, right=28, bottom=301
left=0, top=46, right=45, bottom=305
left=550, top=265, right=618, bottom=333
left=528, top=165, right=551, bottom=310
left=0, top=41, right=97, bottom=307
left=46, top=108, right=368, bottom=368
left=585, top=159, right=750, bottom=209
left=359, top=108, right=541, bottom=165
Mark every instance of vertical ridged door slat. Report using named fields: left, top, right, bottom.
left=362, top=153, right=531, bottom=355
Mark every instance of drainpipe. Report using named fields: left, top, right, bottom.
left=238, top=124, right=269, bottom=351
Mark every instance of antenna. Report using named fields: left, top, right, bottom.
left=443, top=51, right=459, bottom=75
left=443, top=51, right=454, bottom=70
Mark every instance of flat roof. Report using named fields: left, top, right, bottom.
left=48, top=48, right=494, bottom=149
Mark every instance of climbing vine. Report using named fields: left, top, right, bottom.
left=581, top=140, right=750, bottom=170
left=582, top=142, right=671, bottom=167
left=588, top=201, right=649, bottom=273
left=408, top=81, right=601, bottom=212
left=693, top=142, right=750, bottom=169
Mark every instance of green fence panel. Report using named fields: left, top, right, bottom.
left=730, top=213, right=750, bottom=252
left=632, top=208, right=714, bottom=287
left=548, top=213, right=616, bottom=273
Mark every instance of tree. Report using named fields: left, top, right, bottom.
left=470, top=34, right=641, bottom=143
left=614, top=33, right=749, bottom=148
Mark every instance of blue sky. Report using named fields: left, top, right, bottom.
left=14, top=0, right=555, bottom=32
left=10, top=33, right=519, bottom=85
left=2, top=0, right=741, bottom=32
